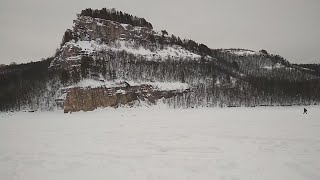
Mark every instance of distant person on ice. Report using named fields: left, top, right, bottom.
left=303, top=108, right=307, bottom=114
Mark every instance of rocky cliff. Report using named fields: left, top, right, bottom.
left=64, top=84, right=188, bottom=113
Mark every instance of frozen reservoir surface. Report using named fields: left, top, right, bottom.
left=1, top=106, right=320, bottom=180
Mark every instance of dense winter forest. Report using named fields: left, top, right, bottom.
left=0, top=58, right=62, bottom=111
left=1, top=8, right=320, bottom=111
left=1, top=52, right=320, bottom=111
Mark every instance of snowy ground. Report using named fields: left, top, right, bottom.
left=1, top=106, right=320, bottom=180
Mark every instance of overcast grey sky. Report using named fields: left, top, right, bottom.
left=0, top=0, right=319, bottom=65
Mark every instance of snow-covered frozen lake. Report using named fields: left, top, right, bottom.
left=1, top=106, right=320, bottom=180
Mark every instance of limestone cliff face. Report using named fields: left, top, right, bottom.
left=73, top=15, right=154, bottom=42
left=64, top=85, right=187, bottom=113
left=74, top=15, right=126, bottom=42
left=50, top=14, right=157, bottom=70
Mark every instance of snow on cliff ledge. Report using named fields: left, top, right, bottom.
left=66, top=79, right=190, bottom=91
left=222, top=49, right=259, bottom=56
left=65, top=40, right=201, bottom=61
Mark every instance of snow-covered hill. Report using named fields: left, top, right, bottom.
left=1, top=8, right=320, bottom=112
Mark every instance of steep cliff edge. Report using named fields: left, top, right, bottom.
left=63, top=83, right=189, bottom=113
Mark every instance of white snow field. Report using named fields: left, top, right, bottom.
left=1, top=106, right=320, bottom=180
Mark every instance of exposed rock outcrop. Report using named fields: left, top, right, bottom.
left=50, top=15, right=159, bottom=70
left=74, top=15, right=126, bottom=42
left=64, top=84, right=188, bottom=113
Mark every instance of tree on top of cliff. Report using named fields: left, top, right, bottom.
left=80, top=8, right=153, bottom=29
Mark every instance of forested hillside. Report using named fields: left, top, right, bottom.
left=1, top=8, right=320, bottom=112
left=0, top=58, right=61, bottom=111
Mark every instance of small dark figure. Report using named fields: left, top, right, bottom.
left=303, top=108, right=307, bottom=114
